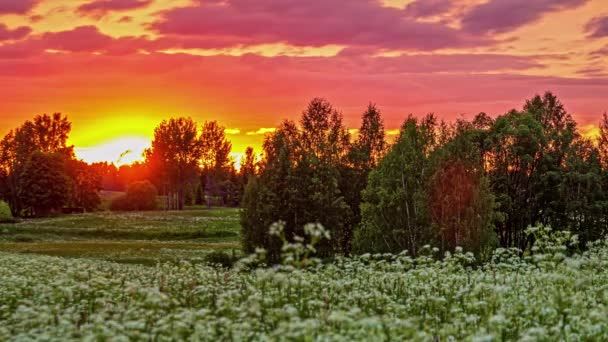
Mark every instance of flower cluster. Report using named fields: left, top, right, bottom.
left=1, top=226, right=608, bottom=340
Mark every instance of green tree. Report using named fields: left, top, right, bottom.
left=111, top=180, right=158, bottom=211
left=428, top=122, right=497, bottom=258
left=0, top=113, right=73, bottom=216
left=241, top=98, right=352, bottom=260
left=354, top=115, right=438, bottom=255
left=339, top=104, right=386, bottom=253
left=18, top=151, right=70, bottom=216
left=65, top=159, right=102, bottom=211
left=484, top=92, right=577, bottom=249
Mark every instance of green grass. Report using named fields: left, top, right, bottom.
left=0, top=207, right=242, bottom=265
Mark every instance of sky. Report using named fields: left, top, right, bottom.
left=0, top=0, right=607, bottom=165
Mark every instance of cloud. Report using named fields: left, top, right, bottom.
left=461, top=0, right=588, bottom=34
left=39, top=26, right=114, bottom=52
left=78, top=0, right=152, bottom=18
left=405, top=0, right=454, bottom=17
left=225, top=128, right=241, bottom=135
left=0, top=26, right=154, bottom=57
left=0, top=0, right=39, bottom=14
left=591, top=45, right=608, bottom=57
left=246, top=128, right=276, bottom=135
left=152, top=0, right=489, bottom=51
left=0, top=24, right=31, bottom=41
left=586, top=16, right=608, bottom=38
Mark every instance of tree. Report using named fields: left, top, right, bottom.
left=428, top=123, right=497, bottom=258
left=241, top=121, right=301, bottom=261
left=241, top=98, right=352, bottom=261
left=241, top=147, right=256, bottom=181
left=339, top=104, right=386, bottom=253
left=483, top=92, right=578, bottom=250
left=65, top=159, right=102, bottom=211
left=353, top=115, right=438, bottom=255
left=146, top=117, right=201, bottom=210
left=199, top=121, right=233, bottom=206
left=111, top=180, right=158, bottom=211
left=200, top=121, right=232, bottom=170
left=18, top=151, right=70, bottom=216
left=554, top=138, right=606, bottom=245
left=599, top=113, right=608, bottom=169
left=0, top=113, right=73, bottom=216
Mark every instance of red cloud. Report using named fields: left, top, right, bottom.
left=0, top=0, right=39, bottom=14
left=78, top=0, right=152, bottom=18
left=152, top=0, right=490, bottom=50
left=40, top=26, right=114, bottom=52
left=0, top=24, right=31, bottom=41
left=461, top=0, right=588, bottom=34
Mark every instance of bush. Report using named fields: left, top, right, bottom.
left=0, top=201, right=15, bottom=223
left=203, top=250, right=239, bottom=268
left=110, top=180, right=158, bottom=211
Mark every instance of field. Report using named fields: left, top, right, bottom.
left=0, top=207, right=241, bottom=265
left=2, top=211, right=608, bottom=340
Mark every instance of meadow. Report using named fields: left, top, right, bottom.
left=0, top=207, right=241, bottom=265
left=1, top=224, right=608, bottom=341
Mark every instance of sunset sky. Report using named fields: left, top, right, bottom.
left=1, top=0, right=607, bottom=165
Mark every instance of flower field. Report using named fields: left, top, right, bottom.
left=2, top=227, right=608, bottom=341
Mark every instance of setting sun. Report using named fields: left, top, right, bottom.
left=74, top=136, right=151, bottom=166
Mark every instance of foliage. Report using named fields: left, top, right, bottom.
left=0, top=113, right=74, bottom=216
left=353, top=115, right=439, bottom=255
left=428, top=123, right=498, bottom=259
left=111, top=180, right=158, bottom=211
left=146, top=117, right=202, bottom=210
left=203, top=250, right=239, bottom=268
left=65, top=159, right=102, bottom=211
left=0, top=200, right=13, bottom=223
left=241, top=99, right=352, bottom=261
left=18, top=151, right=71, bottom=216
left=339, top=104, right=386, bottom=253
left=4, top=226, right=608, bottom=340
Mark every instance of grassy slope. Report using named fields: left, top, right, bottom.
left=0, top=207, right=242, bottom=265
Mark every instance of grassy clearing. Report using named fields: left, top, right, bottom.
left=0, top=207, right=239, bottom=241
left=0, top=241, right=240, bottom=266
left=0, top=207, right=241, bottom=265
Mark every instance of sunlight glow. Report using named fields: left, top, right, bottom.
left=581, top=124, right=601, bottom=142
left=74, top=136, right=151, bottom=166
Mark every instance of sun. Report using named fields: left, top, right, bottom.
left=74, top=136, right=151, bottom=166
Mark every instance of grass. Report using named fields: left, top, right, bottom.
left=0, top=206, right=242, bottom=265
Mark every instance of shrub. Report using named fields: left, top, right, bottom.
left=203, top=250, right=239, bottom=268
left=0, top=201, right=14, bottom=223
left=110, top=180, right=158, bottom=211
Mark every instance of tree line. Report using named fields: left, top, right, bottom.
left=2, top=92, right=607, bottom=261
left=241, top=92, right=608, bottom=261
left=0, top=114, right=255, bottom=216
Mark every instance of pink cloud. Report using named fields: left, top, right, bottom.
left=405, top=0, right=454, bottom=17
left=152, top=0, right=490, bottom=50
left=461, top=0, right=588, bottom=34
left=78, top=0, right=152, bottom=18
left=0, top=24, right=31, bottom=41
left=0, top=0, right=39, bottom=14
left=40, top=26, right=114, bottom=52
left=586, top=16, right=608, bottom=38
